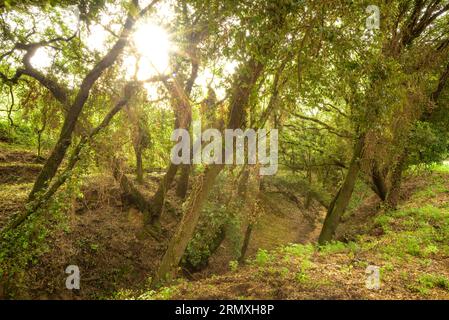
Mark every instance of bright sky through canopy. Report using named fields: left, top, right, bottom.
left=30, top=47, right=54, bottom=70
left=24, top=2, right=235, bottom=100
left=124, top=22, right=171, bottom=80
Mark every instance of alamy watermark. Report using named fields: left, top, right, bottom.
left=170, top=120, right=278, bottom=175
left=365, top=265, right=380, bottom=290
left=65, top=265, right=80, bottom=290
left=366, top=5, right=380, bottom=30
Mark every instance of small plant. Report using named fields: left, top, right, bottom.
left=280, top=267, right=289, bottom=278
left=255, top=249, right=272, bottom=266
left=374, top=215, right=393, bottom=232
left=422, top=244, right=439, bottom=256
left=158, top=287, right=177, bottom=300
left=229, top=260, right=239, bottom=272
left=430, top=162, right=449, bottom=174
left=382, top=262, right=394, bottom=272
left=339, top=264, right=353, bottom=275
left=137, top=286, right=179, bottom=300
left=319, top=241, right=356, bottom=255
left=295, top=271, right=309, bottom=284
left=412, top=273, right=449, bottom=295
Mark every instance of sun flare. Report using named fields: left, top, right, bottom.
left=30, top=47, right=54, bottom=70
left=125, top=22, right=171, bottom=80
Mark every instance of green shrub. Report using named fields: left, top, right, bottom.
left=0, top=120, right=35, bottom=146
left=430, top=162, right=449, bottom=174
left=408, top=121, right=449, bottom=166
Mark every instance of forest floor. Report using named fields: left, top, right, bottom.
left=1, top=142, right=449, bottom=299
left=0, top=143, right=322, bottom=299
left=131, top=167, right=449, bottom=300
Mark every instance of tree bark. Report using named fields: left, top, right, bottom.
left=237, top=167, right=252, bottom=263
left=112, top=158, right=151, bottom=220
left=237, top=167, right=250, bottom=197
left=238, top=224, right=253, bottom=263
left=305, top=159, right=313, bottom=209
left=152, top=165, right=223, bottom=285
left=385, top=150, right=408, bottom=210
left=371, top=160, right=388, bottom=201
left=318, top=134, right=365, bottom=244
left=176, top=164, right=190, bottom=199
left=148, top=61, right=198, bottom=224
left=148, top=162, right=179, bottom=225
left=134, top=145, right=143, bottom=184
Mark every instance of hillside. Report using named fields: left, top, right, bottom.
left=123, top=166, right=449, bottom=300
left=0, top=143, right=322, bottom=299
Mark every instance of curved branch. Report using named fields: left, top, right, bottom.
left=287, top=114, right=353, bottom=139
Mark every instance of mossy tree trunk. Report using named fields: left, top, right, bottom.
left=135, top=146, right=143, bottom=184
left=318, top=134, right=365, bottom=244
left=152, top=164, right=223, bottom=285
left=176, top=164, right=190, bottom=199
left=238, top=224, right=253, bottom=263
left=148, top=162, right=179, bottom=225
left=152, top=59, right=264, bottom=287
left=385, top=151, right=407, bottom=210
left=371, top=160, right=388, bottom=201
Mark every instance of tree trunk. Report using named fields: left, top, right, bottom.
left=318, top=134, right=365, bottom=244
left=237, top=167, right=250, bottom=197
left=37, top=131, right=43, bottom=158
left=148, top=64, right=197, bottom=224
left=385, top=151, right=407, bottom=210
left=112, top=158, right=151, bottom=220
left=238, top=224, right=253, bottom=263
left=148, top=163, right=179, bottom=224
left=176, top=164, right=190, bottom=199
left=371, top=160, right=388, bottom=201
left=305, top=163, right=313, bottom=209
left=152, top=164, right=223, bottom=286
left=152, top=58, right=264, bottom=287
left=135, top=145, right=143, bottom=184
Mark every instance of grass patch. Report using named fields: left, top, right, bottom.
left=430, top=162, right=449, bottom=174
left=412, top=181, right=449, bottom=200
left=374, top=205, right=449, bottom=259
left=319, top=241, right=358, bottom=255
left=411, top=273, right=449, bottom=295
left=282, top=243, right=314, bottom=258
